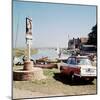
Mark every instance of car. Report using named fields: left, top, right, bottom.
left=60, top=56, right=96, bottom=82
left=80, top=45, right=96, bottom=60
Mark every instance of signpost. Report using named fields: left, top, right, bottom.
left=13, top=17, right=46, bottom=81
left=23, top=17, right=33, bottom=70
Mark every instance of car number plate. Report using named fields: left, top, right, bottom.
left=86, top=68, right=94, bottom=73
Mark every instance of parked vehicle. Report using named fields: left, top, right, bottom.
left=80, top=45, right=96, bottom=60
left=60, top=56, right=96, bottom=82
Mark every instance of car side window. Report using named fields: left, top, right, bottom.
left=67, top=57, right=77, bottom=65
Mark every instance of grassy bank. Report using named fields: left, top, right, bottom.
left=13, top=48, right=38, bottom=57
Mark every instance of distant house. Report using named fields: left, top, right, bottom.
left=68, top=39, right=74, bottom=49
left=68, top=38, right=80, bottom=49
left=68, top=37, right=88, bottom=50
left=80, top=37, right=88, bottom=44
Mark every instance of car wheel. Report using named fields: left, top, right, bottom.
left=71, top=74, right=75, bottom=82
left=86, top=78, right=94, bottom=83
left=69, top=72, right=75, bottom=82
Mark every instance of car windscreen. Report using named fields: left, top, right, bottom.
left=77, top=58, right=92, bottom=65
left=67, top=57, right=77, bottom=65
left=67, top=57, right=92, bottom=65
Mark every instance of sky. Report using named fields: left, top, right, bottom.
left=13, top=0, right=96, bottom=48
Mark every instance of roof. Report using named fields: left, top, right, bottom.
left=69, top=55, right=88, bottom=59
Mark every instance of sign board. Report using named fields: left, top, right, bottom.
left=26, top=39, right=32, bottom=45
left=26, top=17, right=32, bottom=40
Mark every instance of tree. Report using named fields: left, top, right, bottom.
left=87, top=24, right=97, bottom=45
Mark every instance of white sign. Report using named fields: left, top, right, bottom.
left=26, top=39, right=32, bottom=45
left=26, top=17, right=32, bottom=40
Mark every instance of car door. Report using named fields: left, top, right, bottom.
left=67, top=57, right=78, bottom=75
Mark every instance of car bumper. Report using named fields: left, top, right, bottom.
left=74, top=73, right=97, bottom=78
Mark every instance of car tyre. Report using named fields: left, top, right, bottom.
left=69, top=72, right=75, bottom=82
left=86, top=78, right=94, bottom=83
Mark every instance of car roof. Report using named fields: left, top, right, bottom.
left=69, top=55, right=88, bottom=59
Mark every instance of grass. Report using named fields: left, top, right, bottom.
left=43, top=68, right=59, bottom=77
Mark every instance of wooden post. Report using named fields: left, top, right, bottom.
left=26, top=17, right=32, bottom=61
left=23, top=17, right=33, bottom=70
left=28, top=40, right=31, bottom=61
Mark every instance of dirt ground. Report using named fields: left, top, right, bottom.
left=13, top=68, right=97, bottom=99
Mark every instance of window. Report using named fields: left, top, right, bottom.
left=77, top=58, right=92, bottom=65
left=67, top=57, right=77, bottom=65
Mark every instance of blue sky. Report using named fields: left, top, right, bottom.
left=13, top=0, right=96, bottom=48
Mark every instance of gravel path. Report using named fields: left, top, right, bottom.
left=13, top=88, right=64, bottom=99
left=13, top=79, right=96, bottom=99
left=13, top=68, right=97, bottom=99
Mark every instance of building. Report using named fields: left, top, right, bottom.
left=80, top=37, right=88, bottom=44
left=68, top=38, right=80, bottom=49
left=68, top=37, right=88, bottom=50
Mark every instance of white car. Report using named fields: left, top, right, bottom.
left=60, top=56, right=97, bottom=82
